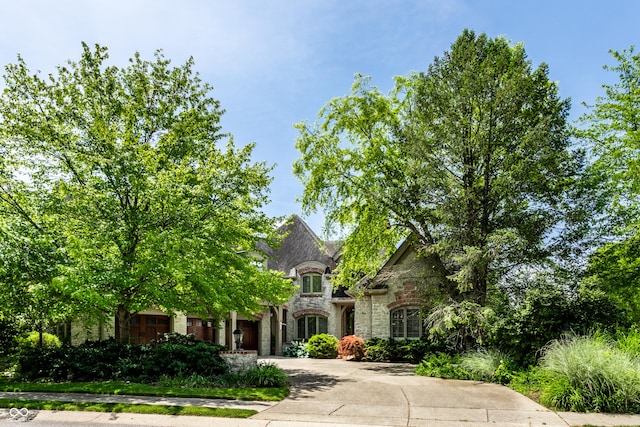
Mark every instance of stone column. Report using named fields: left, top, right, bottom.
left=172, top=312, right=188, bottom=335
left=230, top=311, right=238, bottom=350
left=215, top=320, right=226, bottom=347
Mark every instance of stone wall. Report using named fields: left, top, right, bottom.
left=285, top=261, right=337, bottom=342
left=354, top=242, right=444, bottom=340
left=218, top=350, right=258, bottom=373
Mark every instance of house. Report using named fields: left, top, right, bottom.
left=353, top=238, right=445, bottom=340
left=261, top=214, right=354, bottom=344
left=65, top=215, right=438, bottom=354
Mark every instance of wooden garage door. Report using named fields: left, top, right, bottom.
left=129, top=315, right=170, bottom=344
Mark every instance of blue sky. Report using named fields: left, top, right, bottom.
left=1, top=1, right=637, bottom=235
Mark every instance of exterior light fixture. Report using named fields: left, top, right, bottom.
left=232, top=328, right=244, bottom=350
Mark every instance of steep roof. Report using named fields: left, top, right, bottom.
left=264, top=215, right=337, bottom=274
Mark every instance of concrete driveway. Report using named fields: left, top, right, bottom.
left=255, top=357, right=566, bottom=427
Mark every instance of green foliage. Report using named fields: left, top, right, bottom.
left=508, top=366, right=553, bottom=400
left=416, top=350, right=515, bottom=385
left=0, top=318, right=25, bottom=356
left=306, top=334, right=339, bottom=359
left=0, top=43, right=294, bottom=340
left=158, top=362, right=287, bottom=388
left=0, top=399, right=257, bottom=418
left=362, top=338, right=393, bottom=362
left=283, top=340, right=308, bottom=358
left=294, top=29, right=580, bottom=306
left=363, top=338, right=433, bottom=363
left=15, top=339, right=227, bottom=382
left=415, top=352, right=469, bottom=379
left=337, top=335, right=366, bottom=361
left=1, top=377, right=289, bottom=400
left=0, top=201, right=76, bottom=333
left=145, top=343, right=227, bottom=379
left=489, top=271, right=626, bottom=367
left=578, top=46, right=640, bottom=235
left=539, top=336, right=640, bottom=413
left=586, top=235, right=640, bottom=322
left=243, top=362, right=288, bottom=387
left=459, top=350, right=514, bottom=385
left=616, top=326, right=640, bottom=355
left=15, top=332, right=61, bottom=351
left=426, top=301, right=494, bottom=352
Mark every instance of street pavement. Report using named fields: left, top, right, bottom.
left=1, top=357, right=640, bottom=426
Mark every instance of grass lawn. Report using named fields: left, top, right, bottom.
left=0, top=378, right=288, bottom=418
left=0, top=378, right=288, bottom=401
left=0, top=398, right=256, bottom=418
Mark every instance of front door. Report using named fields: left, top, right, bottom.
left=343, top=306, right=355, bottom=337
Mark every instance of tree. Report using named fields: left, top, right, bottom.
left=0, top=43, right=294, bottom=343
left=578, top=47, right=640, bottom=322
left=579, top=46, right=640, bottom=234
left=294, top=30, right=582, bottom=305
left=0, top=189, right=75, bottom=346
left=585, top=235, right=640, bottom=322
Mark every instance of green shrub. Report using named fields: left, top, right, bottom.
left=16, top=331, right=61, bottom=351
left=508, top=366, right=553, bottom=399
left=306, top=334, right=338, bottom=359
left=539, top=336, right=640, bottom=413
left=426, top=301, right=494, bottom=353
left=489, top=275, right=627, bottom=368
left=283, top=340, right=308, bottom=358
left=145, top=342, right=227, bottom=379
left=363, top=338, right=393, bottom=362
left=16, top=338, right=227, bottom=382
left=415, top=352, right=469, bottom=379
left=0, top=318, right=24, bottom=356
left=243, top=362, right=288, bottom=387
left=364, top=338, right=433, bottom=363
left=338, top=335, right=365, bottom=361
left=616, top=326, right=640, bottom=356
left=158, top=373, right=214, bottom=388
left=395, top=339, right=433, bottom=363
left=460, top=350, right=514, bottom=384
left=151, top=332, right=201, bottom=346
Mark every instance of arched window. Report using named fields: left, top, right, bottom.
left=297, top=315, right=328, bottom=340
left=302, top=273, right=322, bottom=294
left=390, top=307, right=423, bottom=339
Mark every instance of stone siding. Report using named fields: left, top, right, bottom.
left=285, top=261, right=338, bottom=342
left=218, top=350, right=258, bottom=373
left=354, top=242, right=443, bottom=340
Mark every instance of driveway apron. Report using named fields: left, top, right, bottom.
left=254, top=357, right=568, bottom=427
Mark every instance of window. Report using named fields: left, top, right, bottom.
left=297, top=315, right=328, bottom=340
left=390, top=307, right=423, bottom=339
left=302, top=273, right=322, bottom=294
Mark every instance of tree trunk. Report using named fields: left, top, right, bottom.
left=473, top=266, right=488, bottom=306
left=116, top=305, right=132, bottom=344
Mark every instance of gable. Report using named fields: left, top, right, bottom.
left=265, top=215, right=337, bottom=274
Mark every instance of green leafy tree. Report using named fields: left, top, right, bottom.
left=585, top=236, right=640, bottom=322
left=0, top=188, right=75, bottom=346
left=578, top=47, right=640, bottom=322
left=294, top=30, right=581, bottom=305
left=0, top=43, right=294, bottom=343
left=579, top=46, right=640, bottom=234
